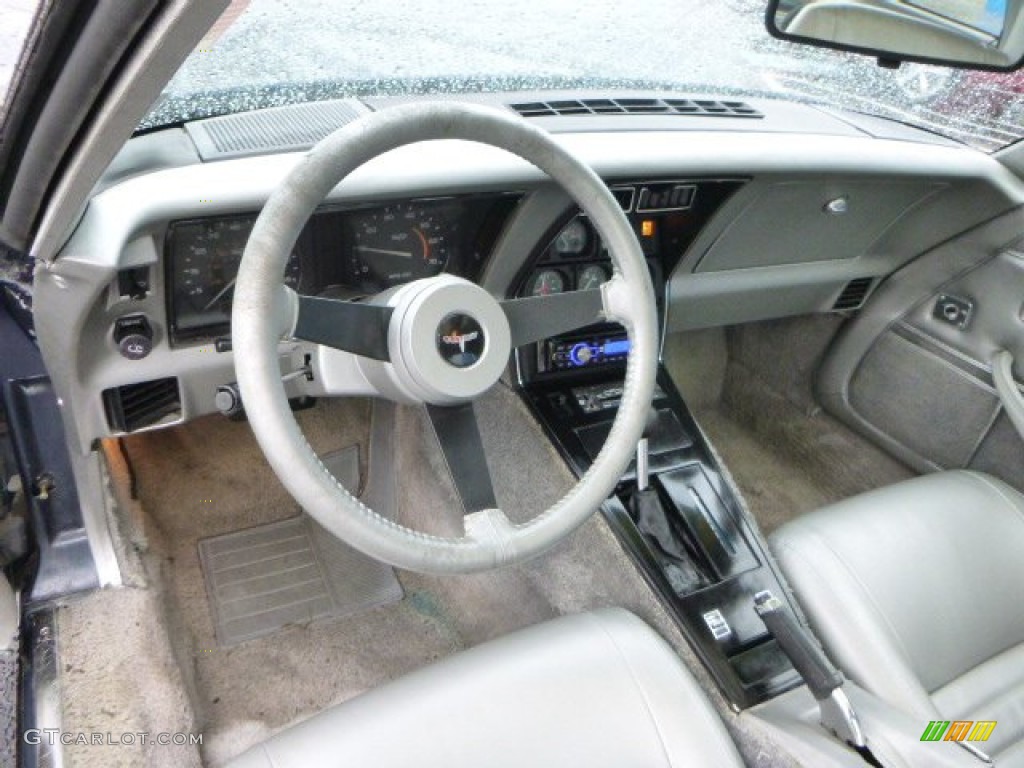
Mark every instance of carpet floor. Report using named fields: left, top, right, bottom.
left=66, top=388, right=790, bottom=767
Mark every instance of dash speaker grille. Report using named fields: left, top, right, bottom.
left=186, top=100, right=367, bottom=160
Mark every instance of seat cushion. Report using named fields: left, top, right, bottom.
left=770, top=470, right=1024, bottom=763
left=227, top=608, right=742, bottom=768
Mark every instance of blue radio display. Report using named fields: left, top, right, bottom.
left=602, top=339, right=631, bottom=357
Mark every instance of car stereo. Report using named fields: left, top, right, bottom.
left=543, top=333, right=631, bottom=372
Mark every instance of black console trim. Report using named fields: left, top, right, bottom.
left=522, top=366, right=801, bottom=709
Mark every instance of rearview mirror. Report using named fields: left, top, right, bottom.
left=767, top=0, right=1024, bottom=70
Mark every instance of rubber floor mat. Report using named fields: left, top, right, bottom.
left=199, top=514, right=403, bottom=646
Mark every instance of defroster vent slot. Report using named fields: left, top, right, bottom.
left=832, top=278, right=874, bottom=311
left=509, top=97, right=762, bottom=119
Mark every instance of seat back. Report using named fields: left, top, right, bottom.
left=227, top=608, right=743, bottom=768
left=771, top=471, right=1024, bottom=758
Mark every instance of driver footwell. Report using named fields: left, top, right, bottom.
left=197, top=441, right=403, bottom=647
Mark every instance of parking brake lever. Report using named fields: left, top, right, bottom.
left=754, top=590, right=867, bottom=750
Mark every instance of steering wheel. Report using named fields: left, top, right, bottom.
left=232, top=102, right=657, bottom=574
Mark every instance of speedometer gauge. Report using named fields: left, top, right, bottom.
left=348, top=202, right=452, bottom=288
left=168, top=215, right=302, bottom=341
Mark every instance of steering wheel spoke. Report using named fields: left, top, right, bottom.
left=500, top=288, right=605, bottom=347
left=292, top=294, right=393, bottom=361
left=425, top=403, right=499, bottom=514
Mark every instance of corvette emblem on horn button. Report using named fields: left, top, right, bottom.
left=437, top=313, right=486, bottom=368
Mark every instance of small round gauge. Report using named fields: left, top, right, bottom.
left=552, top=218, right=589, bottom=257
left=577, top=264, right=610, bottom=291
left=348, top=202, right=452, bottom=288
left=526, top=269, right=567, bottom=297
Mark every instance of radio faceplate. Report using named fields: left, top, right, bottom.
left=544, top=333, right=630, bottom=372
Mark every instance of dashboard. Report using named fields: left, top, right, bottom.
left=36, top=93, right=1024, bottom=451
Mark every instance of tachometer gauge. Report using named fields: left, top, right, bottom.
left=577, top=263, right=609, bottom=290
left=552, top=218, right=589, bottom=257
left=526, top=269, right=567, bottom=297
left=348, top=202, right=452, bottom=288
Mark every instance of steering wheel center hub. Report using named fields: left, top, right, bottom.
left=436, top=313, right=486, bottom=368
left=386, top=274, right=510, bottom=404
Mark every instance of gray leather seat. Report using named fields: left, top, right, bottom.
left=227, top=608, right=743, bottom=768
left=771, top=470, right=1024, bottom=765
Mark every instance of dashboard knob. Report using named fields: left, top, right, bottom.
left=215, top=383, right=244, bottom=418
left=570, top=342, right=594, bottom=366
left=113, top=315, right=153, bottom=360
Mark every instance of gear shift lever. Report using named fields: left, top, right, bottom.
left=629, top=408, right=707, bottom=594
left=635, top=407, right=658, bottom=491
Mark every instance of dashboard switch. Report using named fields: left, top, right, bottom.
left=933, top=294, right=973, bottom=329
left=703, top=609, right=733, bottom=641
left=117, top=266, right=150, bottom=300
left=113, top=315, right=153, bottom=360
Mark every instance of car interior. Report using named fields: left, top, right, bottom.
left=1, top=1, right=1024, bottom=767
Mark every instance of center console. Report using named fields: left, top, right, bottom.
left=512, top=180, right=801, bottom=708
left=522, top=361, right=801, bottom=708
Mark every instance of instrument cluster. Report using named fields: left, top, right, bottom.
left=516, top=180, right=738, bottom=301
left=521, top=216, right=614, bottom=298
left=166, top=194, right=519, bottom=344
left=519, top=207, right=667, bottom=299
left=514, top=180, right=750, bottom=382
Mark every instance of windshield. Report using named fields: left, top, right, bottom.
left=143, top=0, right=1024, bottom=152
left=0, top=0, right=41, bottom=111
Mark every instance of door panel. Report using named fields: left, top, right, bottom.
left=817, top=206, right=1024, bottom=491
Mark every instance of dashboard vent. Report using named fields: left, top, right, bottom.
left=186, top=100, right=367, bottom=160
left=103, top=378, right=181, bottom=433
left=509, top=98, right=762, bottom=119
left=832, top=278, right=874, bottom=311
